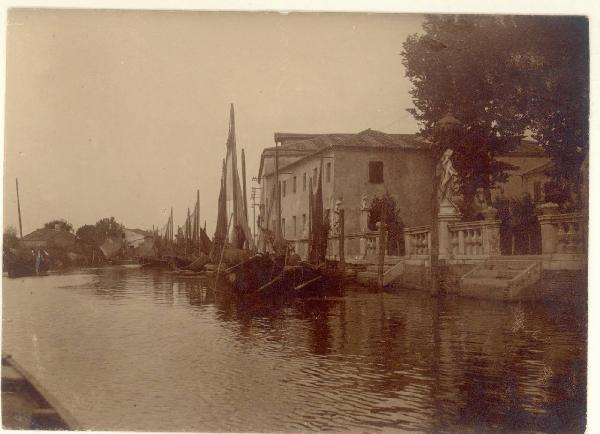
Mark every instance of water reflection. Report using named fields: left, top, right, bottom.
left=2, top=266, right=586, bottom=432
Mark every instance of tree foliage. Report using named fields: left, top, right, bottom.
left=402, top=15, right=588, bottom=208
left=75, top=224, right=98, bottom=246
left=44, top=219, right=73, bottom=232
left=94, top=217, right=124, bottom=244
left=367, top=194, right=405, bottom=255
left=76, top=217, right=124, bottom=246
left=3, top=226, right=19, bottom=250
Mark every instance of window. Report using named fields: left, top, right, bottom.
left=282, top=180, right=286, bottom=197
left=369, top=161, right=384, bottom=184
left=313, top=168, right=317, bottom=186
left=533, top=181, right=542, bottom=203
left=326, top=162, right=331, bottom=182
left=293, top=216, right=297, bottom=237
left=302, top=214, right=306, bottom=232
left=293, top=176, right=297, bottom=194
left=281, top=218, right=286, bottom=237
left=303, top=173, right=307, bottom=191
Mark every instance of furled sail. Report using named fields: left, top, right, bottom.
left=309, top=161, right=326, bottom=264
left=223, top=104, right=255, bottom=250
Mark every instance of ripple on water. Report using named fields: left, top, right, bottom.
left=2, top=266, right=587, bottom=433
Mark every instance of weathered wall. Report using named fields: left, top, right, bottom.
left=494, top=155, right=549, bottom=201
left=333, top=147, right=433, bottom=234
left=261, top=149, right=335, bottom=240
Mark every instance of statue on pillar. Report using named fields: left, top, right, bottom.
left=437, top=148, right=460, bottom=216
left=332, top=200, right=342, bottom=236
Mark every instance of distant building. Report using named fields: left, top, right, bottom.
left=21, top=228, right=78, bottom=250
left=495, top=141, right=551, bottom=203
left=123, top=229, right=155, bottom=257
left=257, top=129, right=551, bottom=242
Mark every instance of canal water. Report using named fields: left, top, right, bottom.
left=3, top=266, right=586, bottom=432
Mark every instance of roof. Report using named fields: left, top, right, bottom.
left=22, top=228, right=77, bottom=243
left=522, top=161, right=554, bottom=178
left=259, top=129, right=429, bottom=179
left=503, top=139, right=546, bottom=157
left=259, top=129, right=551, bottom=180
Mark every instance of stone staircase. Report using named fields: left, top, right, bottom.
left=459, top=258, right=542, bottom=301
left=356, top=256, right=404, bottom=287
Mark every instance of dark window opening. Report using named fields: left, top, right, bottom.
left=369, top=161, right=384, bottom=184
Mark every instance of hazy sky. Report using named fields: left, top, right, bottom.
left=4, top=9, right=424, bottom=236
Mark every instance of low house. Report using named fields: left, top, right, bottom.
left=123, top=229, right=155, bottom=257
left=21, top=228, right=78, bottom=251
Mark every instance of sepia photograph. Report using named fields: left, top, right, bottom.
left=1, top=4, right=591, bottom=432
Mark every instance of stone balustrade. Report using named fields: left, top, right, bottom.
left=359, top=231, right=379, bottom=259
left=447, top=220, right=500, bottom=258
left=404, top=226, right=431, bottom=257
left=538, top=204, right=587, bottom=255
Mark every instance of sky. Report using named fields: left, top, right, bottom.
left=4, top=9, right=422, bottom=236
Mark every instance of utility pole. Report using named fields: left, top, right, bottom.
left=250, top=185, right=263, bottom=244
left=15, top=178, right=23, bottom=239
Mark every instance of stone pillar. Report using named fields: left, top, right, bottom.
left=404, top=231, right=412, bottom=257
left=538, top=202, right=560, bottom=255
left=438, top=202, right=461, bottom=260
left=481, top=207, right=501, bottom=256
left=359, top=196, right=369, bottom=258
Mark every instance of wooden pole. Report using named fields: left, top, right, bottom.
left=338, top=208, right=345, bottom=273
left=197, top=189, right=201, bottom=255
left=242, top=149, right=248, bottom=222
left=378, top=220, right=385, bottom=289
left=275, top=140, right=281, bottom=251
left=15, top=178, right=23, bottom=239
left=230, top=105, right=239, bottom=247
left=378, top=198, right=387, bottom=288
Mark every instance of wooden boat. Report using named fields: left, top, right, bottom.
left=2, top=354, right=81, bottom=430
left=139, top=256, right=170, bottom=268
left=4, top=249, right=49, bottom=278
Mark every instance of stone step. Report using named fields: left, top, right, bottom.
left=470, top=269, right=521, bottom=279
left=479, top=260, right=535, bottom=270
left=462, top=277, right=510, bottom=289
left=356, top=271, right=379, bottom=286
left=460, top=277, right=510, bottom=300
left=365, top=265, right=395, bottom=273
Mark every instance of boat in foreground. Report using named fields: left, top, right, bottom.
left=2, top=354, right=81, bottom=430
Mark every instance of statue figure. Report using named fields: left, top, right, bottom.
left=361, top=195, right=368, bottom=210
left=332, top=200, right=342, bottom=236
left=437, top=148, right=459, bottom=210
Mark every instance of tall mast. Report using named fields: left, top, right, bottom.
left=196, top=189, right=200, bottom=253
left=275, top=140, right=281, bottom=244
left=15, top=178, right=23, bottom=239
left=229, top=104, right=239, bottom=244
left=242, top=148, right=248, bottom=221
left=170, top=207, right=173, bottom=243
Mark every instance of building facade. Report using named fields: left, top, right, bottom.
left=257, top=129, right=551, bottom=247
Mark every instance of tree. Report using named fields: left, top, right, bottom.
left=94, top=217, right=124, bottom=244
left=3, top=226, right=19, bottom=250
left=402, top=15, right=589, bottom=211
left=513, top=16, right=588, bottom=192
left=75, top=224, right=98, bottom=246
left=367, top=194, right=405, bottom=255
left=44, top=219, right=73, bottom=232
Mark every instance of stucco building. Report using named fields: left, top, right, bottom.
left=257, top=129, right=551, bottom=244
